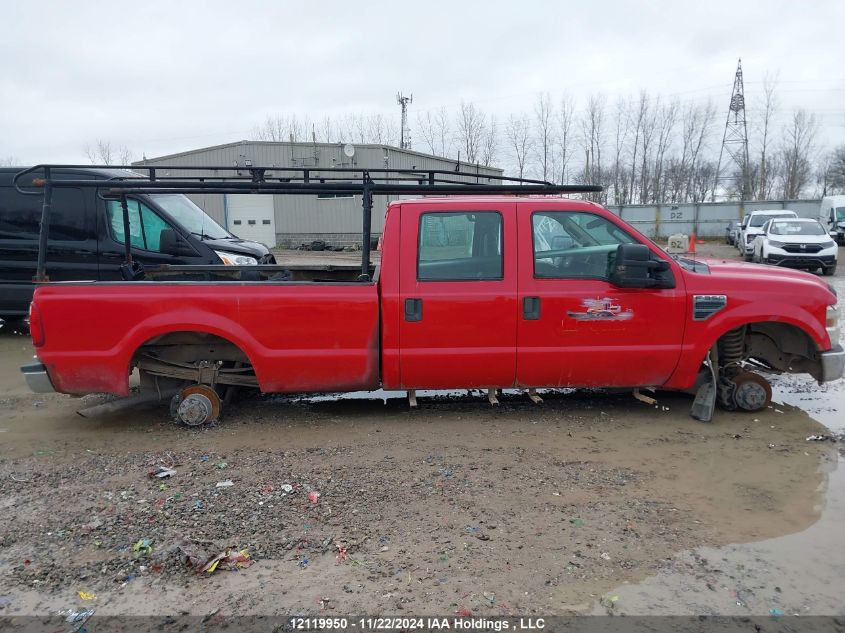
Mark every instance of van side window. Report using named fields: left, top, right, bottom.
left=417, top=211, right=503, bottom=281
left=107, top=199, right=170, bottom=252
left=0, top=187, right=88, bottom=241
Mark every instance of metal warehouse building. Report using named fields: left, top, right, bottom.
left=134, top=141, right=503, bottom=248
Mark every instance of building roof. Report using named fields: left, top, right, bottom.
left=135, top=139, right=503, bottom=175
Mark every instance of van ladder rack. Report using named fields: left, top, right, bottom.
left=14, top=164, right=603, bottom=282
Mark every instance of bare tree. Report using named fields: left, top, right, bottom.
left=650, top=99, right=678, bottom=203
left=638, top=96, right=659, bottom=203
left=416, top=111, right=439, bottom=155
left=456, top=101, right=486, bottom=163
left=580, top=94, right=607, bottom=201
left=533, top=93, right=555, bottom=181
left=557, top=94, right=575, bottom=184
left=755, top=74, right=779, bottom=199
left=0, top=156, right=19, bottom=166
left=505, top=114, right=532, bottom=178
left=84, top=140, right=134, bottom=165
left=481, top=115, right=498, bottom=167
left=627, top=91, right=649, bottom=203
left=319, top=116, right=335, bottom=143
left=611, top=97, right=630, bottom=204
left=825, top=146, right=845, bottom=194
left=779, top=109, right=819, bottom=199
left=365, top=114, right=397, bottom=145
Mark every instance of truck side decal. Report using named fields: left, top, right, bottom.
left=567, top=297, right=634, bottom=321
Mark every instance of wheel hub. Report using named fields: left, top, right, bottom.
left=171, top=385, right=221, bottom=426
left=731, top=371, right=772, bottom=412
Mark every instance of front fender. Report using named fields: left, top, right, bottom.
left=664, top=300, right=829, bottom=391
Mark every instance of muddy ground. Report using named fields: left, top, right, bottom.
left=0, top=242, right=843, bottom=619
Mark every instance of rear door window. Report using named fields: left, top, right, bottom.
left=417, top=211, right=503, bottom=281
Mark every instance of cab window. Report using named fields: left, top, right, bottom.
left=417, top=211, right=503, bottom=281
left=532, top=211, right=637, bottom=279
left=107, top=199, right=171, bottom=252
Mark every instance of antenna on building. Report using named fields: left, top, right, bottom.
left=397, top=92, right=413, bottom=149
left=713, top=59, right=750, bottom=201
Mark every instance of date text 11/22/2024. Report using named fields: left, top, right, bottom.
left=288, top=617, right=546, bottom=631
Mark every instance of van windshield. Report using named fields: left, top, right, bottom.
left=836, top=207, right=845, bottom=222
left=750, top=213, right=794, bottom=227
left=148, top=194, right=230, bottom=240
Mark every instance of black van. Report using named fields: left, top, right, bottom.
left=0, top=167, right=274, bottom=319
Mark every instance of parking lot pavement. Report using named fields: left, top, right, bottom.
left=0, top=242, right=842, bottom=617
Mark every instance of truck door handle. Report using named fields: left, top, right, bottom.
left=523, top=296, right=541, bottom=320
left=404, top=298, right=423, bottom=322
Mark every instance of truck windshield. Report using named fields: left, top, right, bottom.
left=836, top=207, right=845, bottom=222
left=750, top=213, right=794, bottom=227
left=770, top=221, right=825, bottom=236
left=148, top=194, right=230, bottom=240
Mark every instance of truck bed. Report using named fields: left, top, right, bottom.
left=32, top=277, right=380, bottom=396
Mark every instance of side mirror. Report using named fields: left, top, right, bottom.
left=610, top=243, right=672, bottom=289
left=160, top=228, right=197, bottom=257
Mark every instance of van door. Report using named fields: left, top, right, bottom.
left=97, top=197, right=201, bottom=279
left=397, top=203, right=518, bottom=389
left=0, top=185, right=97, bottom=316
left=516, top=204, right=686, bottom=388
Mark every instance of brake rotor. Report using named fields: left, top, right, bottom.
left=731, top=371, right=772, bottom=412
left=172, top=385, right=221, bottom=426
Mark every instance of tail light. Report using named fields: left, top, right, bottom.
left=29, top=302, right=45, bottom=347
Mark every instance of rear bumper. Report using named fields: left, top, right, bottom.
left=820, top=345, right=845, bottom=382
left=20, top=362, right=55, bottom=393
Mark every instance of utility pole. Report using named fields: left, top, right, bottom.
left=714, top=59, right=750, bottom=200
left=397, top=92, right=413, bottom=149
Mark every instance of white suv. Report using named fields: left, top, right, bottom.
left=752, top=217, right=837, bottom=276
left=738, top=209, right=798, bottom=261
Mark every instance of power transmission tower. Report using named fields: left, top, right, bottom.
left=713, top=59, right=750, bottom=200
left=397, top=92, right=413, bottom=149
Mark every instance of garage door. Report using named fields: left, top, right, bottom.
left=226, top=195, right=277, bottom=247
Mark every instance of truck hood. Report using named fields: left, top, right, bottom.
left=700, top=257, right=834, bottom=292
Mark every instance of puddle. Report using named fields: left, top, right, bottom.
left=590, top=277, right=845, bottom=616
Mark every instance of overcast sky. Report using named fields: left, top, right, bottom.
left=2, top=0, right=844, bottom=165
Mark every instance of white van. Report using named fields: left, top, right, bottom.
left=738, top=209, right=798, bottom=260
left=820, top=195, right=845, bottom=245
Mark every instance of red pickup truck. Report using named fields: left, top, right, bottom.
left=22, top=191, right=843, bottom=424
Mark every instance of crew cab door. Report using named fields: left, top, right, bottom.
left=516, top=205, right=686, bottom=387
left=398, top=203, right=517, bottom=388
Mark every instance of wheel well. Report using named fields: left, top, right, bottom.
left=133, top=331, right=251, bottom=365
left=718, top=321, right=823, bottom=381
left=131, top=330, right=258, bottom=393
